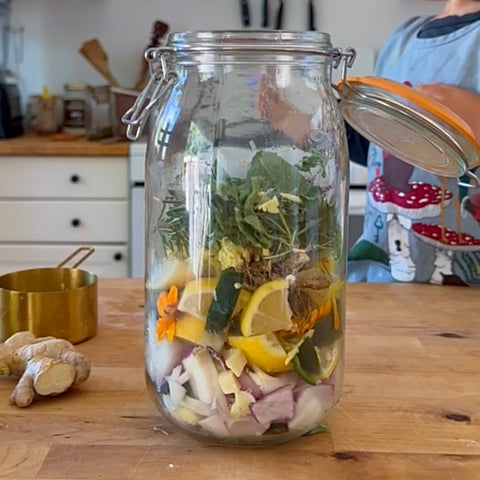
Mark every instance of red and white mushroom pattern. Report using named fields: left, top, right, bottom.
left=412, top=223, right=480, bottom=251
left=368, top=177, right=453, bottom=218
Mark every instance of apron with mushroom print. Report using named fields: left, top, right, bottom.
left=347, top=16, right=480, bottom=285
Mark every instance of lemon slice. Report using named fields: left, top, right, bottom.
left=175, top=314, right=225, bottom=351
left=233, top=289, right=251, bottom=316
left=227, top=333, right=290, bottom=373
left=177, top=278, right=218, bottom=319
left=316, top=341, right=340, bottom=380
left=240, top=279, right=293, bottom=336
left=147, top=258, right=194, bottom=290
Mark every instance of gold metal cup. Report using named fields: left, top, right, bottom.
left=0, top=247, right=98, bottom=344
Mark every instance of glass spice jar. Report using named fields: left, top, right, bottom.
left=63, top=83, right=90, bottom=136
left=123, top=31, right=355, bottom=445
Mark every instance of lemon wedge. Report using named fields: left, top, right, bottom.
left=316, top=341, right=341, bottom=380
left=240, top=279, right=293, bottom=336
left=147, top=258, right=194, bottom=290
left=233, top=289, right=251, bottom=316
left=177, top=278, right=218, bottom=319
left=227, top=333, right=290, bottom=373
left=174, top=314, right=225, bottom=351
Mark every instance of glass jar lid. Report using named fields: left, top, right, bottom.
left=337, top=76, right=480, bottom=179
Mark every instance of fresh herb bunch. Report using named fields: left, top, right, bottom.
left=156, top=150, right=340, bottom=267
left=156, top=189, right=189, bottom=257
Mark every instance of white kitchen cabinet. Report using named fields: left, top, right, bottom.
left=0, top=155, right=129, bottom=278
left=0, top=244, right=128, bottom=277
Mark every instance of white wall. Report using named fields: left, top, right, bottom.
left=10, top=0, right=441, bottom=100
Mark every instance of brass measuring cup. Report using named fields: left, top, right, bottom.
left=0, top=247, right=98, bottom=344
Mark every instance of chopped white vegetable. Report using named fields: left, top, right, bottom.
left=146, top=325, right=192, bottom=386
left=180, top=395, right=216, bottom=417
left=167, top=379, right=187, bottom=405
left=227, top=416, right=268, bottom=437
left=288, top=384, right=334, bottom=432
left=182, top=347, right=221, bottom=404
left=230, top=390, right=255, bottom=419
left=248, top=366, right=299, bottom=394
left=198, top=413, right=230, bottom=437
left=250, top=385, right=295, bottom=425
left=218, top=370, right=240, bottom=395
left=225, top=348, right=248, bottom=377
left=173, top=406, right=202, bottom=425
left=147, top=258, right=194, bottom=290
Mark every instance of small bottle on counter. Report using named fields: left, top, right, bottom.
left=63, top=83, right=90, bottom=136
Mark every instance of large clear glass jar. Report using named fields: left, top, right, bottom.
left=127, top=31, right=352, bottom=445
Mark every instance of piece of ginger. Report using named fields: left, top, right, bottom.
left=0, top=331, right=91, bottom=407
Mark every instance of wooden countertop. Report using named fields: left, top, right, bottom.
left=1, top=279, right=479, bottom=479
left=0, top=133, right=130, bottom=157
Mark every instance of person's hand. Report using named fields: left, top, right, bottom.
left=414, top=83, right=480, bottom=143
left=256, top=71, right=310, bottom=145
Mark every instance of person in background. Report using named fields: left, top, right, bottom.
left=258, top=0, right=480, bottom=286
left=346, top=0, right=480, bottom=286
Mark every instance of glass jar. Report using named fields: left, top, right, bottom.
left=63, top=83, right=90, bottom=136
left=125, top=31, right=354, bottom=445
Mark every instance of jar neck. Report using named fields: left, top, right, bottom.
left=163, top=30, right=335, bottom=67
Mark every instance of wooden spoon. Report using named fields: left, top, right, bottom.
left=133, top=20, right=169, bottom=91
left=79, top=38, right=119, bottom=87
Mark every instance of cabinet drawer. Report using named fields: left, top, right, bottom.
left=0, top=200, right=128, bottom=242
left=0, top=156, right=128, bottom=199
left=0, top=244, right=128, bottom=278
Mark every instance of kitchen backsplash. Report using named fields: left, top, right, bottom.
left=11, top=0, right=440, bottom=103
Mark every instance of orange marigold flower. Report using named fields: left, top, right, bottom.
left=279, top=298, right=335, bottom=338
left=156, top=316, right=176, bottom=342
left=156, top=285, right=179, bottom=341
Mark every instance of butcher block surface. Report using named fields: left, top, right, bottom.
left=1, top=279, right=479, bottom=480
left=0, top=133, right=129, bottom=157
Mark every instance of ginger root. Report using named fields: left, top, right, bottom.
left=0, top=331, right=91, bottom=407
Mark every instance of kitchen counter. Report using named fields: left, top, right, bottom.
left=0, top=133, right=129, bottom=156
left=1, top=279, right=479, bottom=479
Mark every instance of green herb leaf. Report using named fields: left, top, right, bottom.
left=247, top=151, right=310, bottom=193
left=304, top=424, right=329, bottom=436
left=292, top=355, right=317, bottom=386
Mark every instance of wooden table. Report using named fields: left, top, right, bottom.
left=0, top=133, right=130, bottom=157
left=1, top=279, right=479, bottom=479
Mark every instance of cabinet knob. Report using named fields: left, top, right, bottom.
left=113, top=252, right=123, bottom=261
left=70, top=174, right=80, bottom=184
left=71, top=218, right=81, bottom=227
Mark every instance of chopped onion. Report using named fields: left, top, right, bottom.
left=198, top=413, right=230, bottom=437
left=248, top=366, right=299, bottom=394
left=180, top=395, right=216, bottom=417
left=250, top=384, right=295, bottom=425
left=146, top=332, right=193, bottom=386
left=237, top=371, right=263, bottom=399
left=227, top=416, right=269, bottom=437
left=167, top=380, right=186, bottom=405
left=182, top=347, right=221, bottom=404
left=288, top=384, right=334, bottom=433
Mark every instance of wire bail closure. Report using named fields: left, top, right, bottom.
left=332, top=46, right=356, bottom=81
left=122, top=47, right=178, bottom=141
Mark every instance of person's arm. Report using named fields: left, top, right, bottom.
left=414, top=83, right=480, bottom=143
